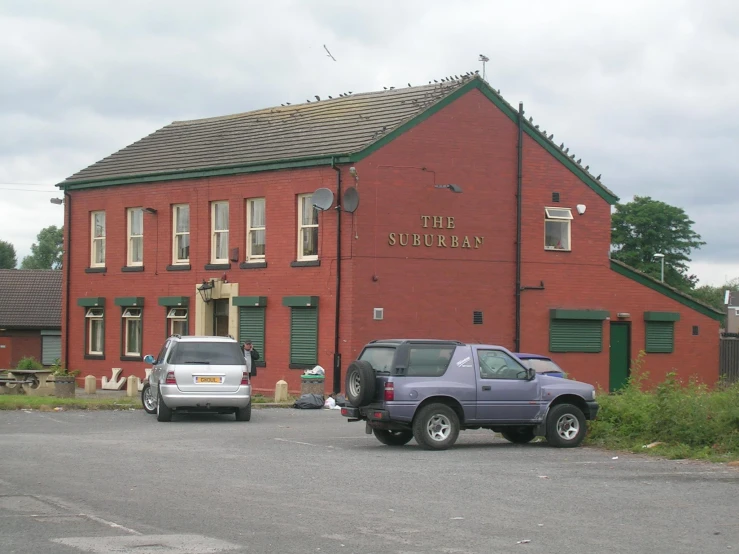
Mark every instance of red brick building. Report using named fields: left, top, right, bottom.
left=57, top=75, right=723, bottom=393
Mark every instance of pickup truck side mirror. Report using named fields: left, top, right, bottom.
left=143, top=354, right=155, bottom=364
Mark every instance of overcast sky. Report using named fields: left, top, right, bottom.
left=1, top=0, right=737, bottom=285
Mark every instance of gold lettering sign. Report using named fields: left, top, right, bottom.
left=388, top=216, right=484, bottom=249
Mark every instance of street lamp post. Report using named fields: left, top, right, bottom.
left=654, top=253, right=665, bottom=282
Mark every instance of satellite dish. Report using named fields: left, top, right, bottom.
left=311, top=188, right=334, bottom=211
left=343, top=187, right=360, bottom=213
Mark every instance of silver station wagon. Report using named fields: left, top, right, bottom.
left=143, top=335, right=252, bottom=422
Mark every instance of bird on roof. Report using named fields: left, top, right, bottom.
left=281, top=104, right=285, bottom=106
left=307, top=99, right=311, bottom=102
left=529, top=116, right=533, bottom=122
left=564, top=147, right=569, bottom=153
left=383, top=86, right=388, bottom=90
left=434, top=80, right=438, bottom=83
left=585, top=165, right=589, bottom=170
left=314, top=95, right=320, bottom=101
left=577, top=158, right=581, bottom=164
left=408, top=83, right=412, bottom=87
left=549, top=134, right=554, bottom=140
left=560, top=143, right=564, bottom=149
left=596, top=174, right=602, bottom=180
left=286, top=102, right=291, bottom=105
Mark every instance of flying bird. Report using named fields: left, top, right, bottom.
left=323, top=44, right=337, bottom=61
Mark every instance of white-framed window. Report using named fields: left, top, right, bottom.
left=127, top=207, right=144, bottom=266
left=167, top=308, right=188, bottom=336
left=85, top=307, right=104, bottom=356
left=172, top=204, right=190, bottom=264
left=90, top=211, right=106, bottom=267
left=246, top=198, right=266, bottom=261
left=297, top=194, right=318, bottom=261
left=544, top=207, right=573, bottom=251
left=211, top=201, right=229, bottom=263
left=122, top=308, right=142, bottom=357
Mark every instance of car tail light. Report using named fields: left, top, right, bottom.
left=384, top=382, right=394, bottom=401
left=241, top=372, right=250, bottom=385
left=165, top=371, right=176, bottom=384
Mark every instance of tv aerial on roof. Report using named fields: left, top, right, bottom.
left=311, top=188, right=334, bottom=210
left=343, top=187, right=360, bottom=213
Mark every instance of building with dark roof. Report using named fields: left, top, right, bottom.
left=0, top=269, right=62, bottom=369
left=56, top=74, right=723, bottom=392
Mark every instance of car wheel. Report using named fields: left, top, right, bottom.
left=235, top=402, right=252, bottom=422
left=141, top=383, right=157, bottom=414
left=344, top=361, right=376, bottom=407
left=546, top=404, right=586, bottom=448
left=156, top=387, right=173, bottom=422
left=412, top=403, right=460, bottom=450
left=501, top=427, right=536, bottom=444
left=373, top=429, right=413, bottom=446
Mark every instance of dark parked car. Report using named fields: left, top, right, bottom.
left=514, top=353, right=567, bottom=378
left=341, top=339, right=598, bottom=450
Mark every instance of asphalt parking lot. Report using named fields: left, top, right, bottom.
left=1, top=407, right=737, bottom=554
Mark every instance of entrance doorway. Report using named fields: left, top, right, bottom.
left=213, top=299, right=230, bottom=337
left=609, top=322, right=631, bottom=392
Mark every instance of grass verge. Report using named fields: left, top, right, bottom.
left=0, top=393, right=295, bottom=411
left=586, top=371, right=739, bottom=463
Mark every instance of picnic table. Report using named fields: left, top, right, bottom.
left=0, top=369, right=55, bottom=396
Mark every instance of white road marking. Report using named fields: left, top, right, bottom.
left=274, top=437, right=319, bottom=447
left=81, top=512, right=142, bottom=535
left=51, top=534, right=242, bottom=553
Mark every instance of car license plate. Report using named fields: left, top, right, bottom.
left=195, top=376, right=223, bottom=384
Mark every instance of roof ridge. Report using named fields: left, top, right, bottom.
left=170, top=77, right=473, bottom=126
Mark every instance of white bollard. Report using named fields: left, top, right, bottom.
left=84, top=375, right=97, bottom=394
left=126, top=375, right=138, bottom=397
left=274, top=380, right=289, bottom=403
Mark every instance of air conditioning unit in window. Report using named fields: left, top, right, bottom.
left=373, top=308, right=384, bottom=321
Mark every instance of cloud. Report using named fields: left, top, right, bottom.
left=0, top=0, right=737, bottom=284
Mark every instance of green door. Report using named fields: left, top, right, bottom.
left=609, top=322, right=630, bottom=392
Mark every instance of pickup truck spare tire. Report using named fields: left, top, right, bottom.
left=345, top=361, right=376, bottom=407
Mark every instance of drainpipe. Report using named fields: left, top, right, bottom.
left=515, top=102, right=524, bottom=353
left=63, top=186, right=71, bottom=369
left=331, top=159, right=342, bottom=394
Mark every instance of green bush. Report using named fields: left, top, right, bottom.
left=16, top=357, right=43, bottom=371
left=588, top=360, right=739, bottom=460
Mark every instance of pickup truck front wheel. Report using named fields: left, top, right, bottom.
left=413, top=404, right=460, bottom=450
left=546, top=404, right=586, bottom=448
left=373, top=429, right=413, bottom=446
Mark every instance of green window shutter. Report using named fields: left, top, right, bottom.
left=290, top=307, right=318, bottom=367
left=550, top=320, right=603, bottom=353
left=239, top=307, right=266, bottom=363
left=42, top=335, right=62, bottom=365
left=645, top=321, right=674, bottom=353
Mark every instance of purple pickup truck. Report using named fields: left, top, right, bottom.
left=341, top=339, right=599, bottom=450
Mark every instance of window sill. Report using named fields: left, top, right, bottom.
left=166, top=264, right=191, bottom=271
left=544, top=247, right=571, bottom=252
left=85, top=267, right=107, bottom=274
left=205, top=263, right=231, bottom=270
left=84, top=354, right=105, bottom=360
left=290, top=363, right=318, bottom=369
left=239, top=261, right=267, bottom=269
left=120, top=355, right=143, bottom=362
left=122, top=266, right=144, bottom=272
left=291, top=260, right=320, bottom=268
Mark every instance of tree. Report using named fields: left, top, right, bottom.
left=691, top=278, right=739, bottom=312
left=0, top=240, right=17, bottom=269
left=20, top=226, right=64, bottom=270
left=611, top=196, right=705, bottom=291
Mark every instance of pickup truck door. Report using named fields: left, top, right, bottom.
left=473, top=348, right=541, bottom=422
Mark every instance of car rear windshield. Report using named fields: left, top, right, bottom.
left=167, top=342, right=245, bottom=365
left=358, top=347, right=396, bottom=374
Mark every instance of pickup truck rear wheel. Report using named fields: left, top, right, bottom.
left=413, top=403, right=460, bottom=450
left=546, top=404, right=586, bottom=448
left=501, top=427, right=536, bottom=444
left=345, top=361, right=376, bottom=407
left=373, top=429, right=413, bottom=446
